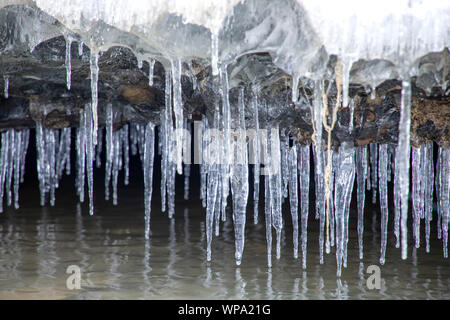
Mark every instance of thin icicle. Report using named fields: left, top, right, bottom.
left=6, top=130, right=15, bottom=207
left=251, top=90, right=260, bottom=225
left=298, top=144, right=310, bottom=269
left=89, top=51, right=99, bottom=145
left=281, top=129, right=289, bottom=199
left=122, top=125, right=129, bottom=186
left=105, top=103, right=113, bottom=201
left=143, top=122, right=155, bottom=240
left=96, top=127, right=103, bottom=168
left=20, top=129, right=30, bottom=183
left=0, top=131, right=10, bottom=212
left=4, top=75, right=9, bottom=98
left=378, top=144, right=389, bottom=265
left=288, top=145, right=299, bottom=259
left=85, top=104, right=94, bottom=215
left=355, top=145, right=367, bottom=259
left=425, top=142, right=434, bottom=253
left=396, top=79, right=412, bottom=260
left=171, top=58, right=184, bottom=175
left=412, top=146, right=423, bottom=248
left=148, top=59, right=156, bottom=86
left=437, top=146, right=450, bottom=258
left=65, top=36, right=72, bottom=90
left=219, top=65, right=231, bottom=222
left=112, top=130, right=120, bottom=206
left=369, top=143, right=378, bottom=204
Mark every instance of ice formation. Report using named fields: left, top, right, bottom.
left=0, top=0, right=449, bottom=276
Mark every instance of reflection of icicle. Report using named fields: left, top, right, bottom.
left=65, top=36, right=72, bottom=90
left=90, top=51, right=99, bottom=145
left=298, top=145, right=310, bottom=269
left=184, top=164, right=190, bottom=200
left=378, top=144, right=388, bottom=264
left=396, top=79, right=412, bottom=260
left=288, top=146, right=298, bottom=259
left=143, top=123, right=155, bottom=240
left=355, top=146, right=367, bottom=259
left=334, top=143, right=355, bottom=277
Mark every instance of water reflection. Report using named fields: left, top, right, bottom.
left=0, top=188, right=449, bottom=300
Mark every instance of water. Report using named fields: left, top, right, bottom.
left=0, top=164, right=448, bottom=300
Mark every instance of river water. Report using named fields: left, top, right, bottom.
left=0, top=158, right=448, bottom=300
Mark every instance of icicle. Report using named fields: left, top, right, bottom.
left=437, top=146, right=450, bottom=258
left=85, top=104, right=94, bottom=215
left=298, top=145, right=310, bottom=269
left=76, top=113, right=86, bottom=203
left=425, top=142, right=434, bottom=253
left=211, top=31, right=219, bottom=76
left=89, top=51, right=99, bottom=145
left=188, top=61, right=197, bottom=90
left=334, top=142, right=355, bottom=277
left=6, top=130, right=15, bottom=207
left=219, top=65, right=231, bottom=221
left=369, top=143, right=378, bottom=204
left=355, top=145, right=367, bottom=259
left=65, top=36, right=72, bottom=90
left=0, top=131, right=9, bottom=212
left=78, top=41, right=83, bottom=56
left=288, top=145, right=299, bottom=259
left=342, top=57, right=354, bottom=108
left=378, top=144, right=389, bottom=265
left=148, top=59, right=156, bottom=86
left=143, top=122, right=155, bottom=240
left=112, top=131, right=120, bottom=205
left=281, top=129, right=289, bottom=199
left=96, top=127, right=103, bottom=168
left=264, top=174, right=272, bottom=268
left=411, top=146, right=423, bottom=248
left=20, top=129, right=30, bottom=183
left=230, top=88, right=249, bottom=265
left=105, top=103, right=113, bottom=201
left=122, top=125, right=129, bottom=186
left=171, top=58, right=184, bottom=175
left=137, top=58, right=143, bottom=69
left=35, top=122, right=48, bottom=206
left=4, top=75, right=9, bottom=98
left=349, top=98, right=355, bottom=132
left=396, top=79, right=412, bottom=260
left=252, top=96, right=261, bottom=225
left=312, top=81, right=325, bottom=263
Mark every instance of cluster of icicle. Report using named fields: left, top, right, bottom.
left=1, top=41, right=449, bottom=275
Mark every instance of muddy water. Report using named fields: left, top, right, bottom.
left=0, top=170, right=449, bottom=300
